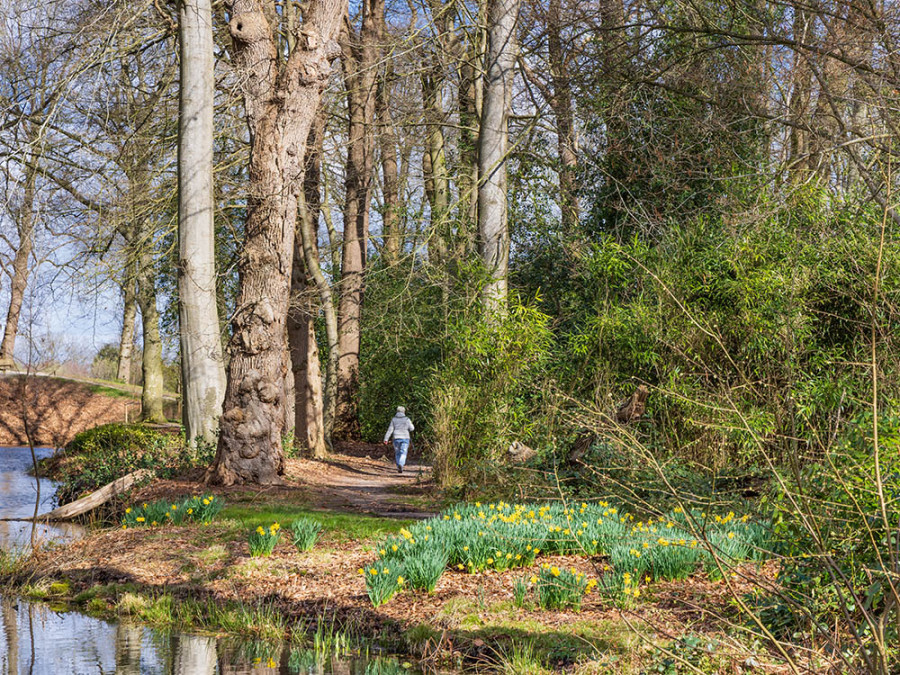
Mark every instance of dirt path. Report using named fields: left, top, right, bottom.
left=285, top=451, right=436, bottom=519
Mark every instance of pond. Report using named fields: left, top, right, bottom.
left=0, top=446, right=416, bottom=674
left=0, top=446, right=83, bottom=549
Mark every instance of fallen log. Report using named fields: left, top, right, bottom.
left=23, top=469, right=151, bottom=521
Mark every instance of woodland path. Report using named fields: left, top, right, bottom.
left=285, top=447, right=436, bottom=519
left=138, top=443, right=438, bottom=521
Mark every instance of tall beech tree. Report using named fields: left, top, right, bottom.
left=208, top=0, right=345, bottom=485
left=178, top=0, right=226, bottom=446
left=478, top=0, right=522, bottom=315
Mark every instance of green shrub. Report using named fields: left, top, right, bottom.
left=429, top=294, right=554, bottom=486
left=248, top=523, right=281, bottom=557
left=289, top=517, right=322, bottom=552
left=53, top=424, right=215, bottom=505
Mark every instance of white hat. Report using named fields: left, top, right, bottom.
left=397, top=406, right=406, bottom=414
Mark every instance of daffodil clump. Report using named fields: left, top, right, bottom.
left=597, top=571, right=641, bottom=608
left=121, top=494, right=224, bottom=529
left=533, top=564, right=597, bottom=610
left=248, top=523, right=281, bottom=557
left=361, top=500, right=769, bottom=608
left=360, top=565, right=404, bottom=607
left=610, top=507, right=769, bottom=582
left=289, top=517, right=323, bottom=552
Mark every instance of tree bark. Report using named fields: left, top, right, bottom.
left=137, top=252, right=166, bottom=423
left=377, top=59, right=401, bottom=264
left=297, top=116, right=339, bottom=446
left=288, top=111, right=328, bottom=458
left=422, top=61, right=450, bottom=255
left=178, top=0, right=227, bottom=447
left=116, top=275, right=137, bottom=383
left=209, top=0, right=345, bottom=485
left=0, top=168, right=37, bottom=371
left=335, top=0, right=382, bottom=439
left=477, top=0, right=521, bottom=316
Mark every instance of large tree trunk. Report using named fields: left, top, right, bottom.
left=0, top=169, right=37, bottom=371
left=288, top=111, right=327, bottom=458
left=136, top=253, right=165, bottom=423
left=208, top=0, right=344, bottom=485
left=335, top=0, right=382, bottom=439
left=477, top=0, right=521, bottom=316
left=178, top=0, right=226, bottom=446
left=116, top=275, right=137, bottom=383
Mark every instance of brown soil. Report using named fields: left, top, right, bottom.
left=0, top=375, right=139, bottom=448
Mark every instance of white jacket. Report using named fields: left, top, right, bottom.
left=384, top=413, right=415, bottom=442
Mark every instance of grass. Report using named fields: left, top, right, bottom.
left=86, top=383, right=135, bottom=399
left=220, top=504, right=413, bottom=542
left=196, top=544, right=229, bottom=564
left=466, top=620, right=643, bottom=669
left=495, top=641, right=552, bottom=675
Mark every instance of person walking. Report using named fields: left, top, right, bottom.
left=383, top=406, right=414, bottom=473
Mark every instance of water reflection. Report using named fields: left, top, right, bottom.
left=0, top=597, right=412, bottom=674
left=0, top=448, right=417, bottom=674
left=0, top=447, right=83, bottom=550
